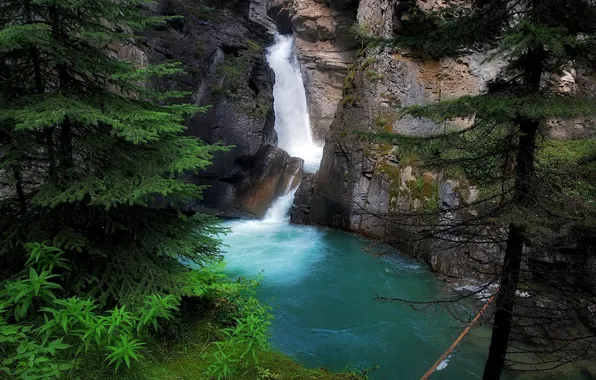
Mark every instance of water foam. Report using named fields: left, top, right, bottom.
left=263, top=188, right=298, bottom=223
left=222, top=218, right=325, bottom=284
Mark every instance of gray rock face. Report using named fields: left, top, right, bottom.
left=290, top=173, right=314, bottom=224
left=143, top=0, right=288, bottom=217
left=250, top=0, right=278, bottom=35
left=296, top=0, right=596, bottom=281
left=300, top=1, right=501, bottom=276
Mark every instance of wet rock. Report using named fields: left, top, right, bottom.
left=233, top=145, right=304, bottom=217
left=290, top=172, right=314, bottom=224
left=307, top=0, right=501, bottom=274
left=250, top=0, right=278, bottom=35
left=438, top=180, right=461, bottom=210
left=198, top=144, right=303, bottom=218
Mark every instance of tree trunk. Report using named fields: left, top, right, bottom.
left=481, top=17, right=545, bottom=373
left=482, top=117, right=539, bottom=380
left=14, top=169, right=27, bottom=214
left=49, top=4, right=73, bottom=181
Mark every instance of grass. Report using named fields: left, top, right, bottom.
left=71, top=313, right=359, bottom=380
left=244, top=39, right=264, bottom=52
left=364, top=69, right=382, bottom=82
left=341, top=94, right=360, bottom=107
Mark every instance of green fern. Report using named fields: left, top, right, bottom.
left=105, top=335, right=145, bottom=372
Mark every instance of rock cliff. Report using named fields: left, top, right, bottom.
left=137, top=0, right=594, bottom=280
left=290, top=0, right=595, bottom=278
left=141, top=0, right=303, bottom=218
left=287, top=0, right=500, bottom=276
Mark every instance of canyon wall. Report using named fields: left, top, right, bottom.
left=138, top=0, right=594, bottom=279
left=289, top=0, right=595, bottom=278
left=142, top=0, right=302, bottom=218
left=285, top=0, right=500, bottom=276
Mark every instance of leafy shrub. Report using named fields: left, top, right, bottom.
left=0, top=243, right=241, bottom=379
left=204, top=287, right=271, bottom=379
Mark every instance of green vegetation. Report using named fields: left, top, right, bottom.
left=343, top=64, right=357, bottom=90
left=188, top=3, right=221, bottom=21
left=0, top=0, right=228, bottom=306
left=364, top=69, right=382, bottom=82
left=360, top=57, right=376, bottom=69
left=1, top=243, right=359, bottom=379
left=341, top=95, right=360, bottom=107
left=112, top=317, right=360, bottom=380
left=377, top=162, right=401, bottom=202
left=380, top=92, right=400, bottom=107
left=216, top=55, right=250, bottom=96
left=350, top=23, right=370, bottom=40
left=374, top=114, right=395, bottom=132
left=0, top=243, right=248, bottom=377
left=537, top=138, right=596, bottom=201
left=254, top=102, right=272, bottom=118
left=245, top=39, right=264, bottom=53
left=212, top=54, right=272, bottom=118
left=194, top=41, right=206, bottom=59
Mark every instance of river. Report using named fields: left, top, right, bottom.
left=222, top=214, right=491, bottom=379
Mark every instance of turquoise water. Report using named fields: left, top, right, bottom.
left=221, top=219, right=492, bottom=379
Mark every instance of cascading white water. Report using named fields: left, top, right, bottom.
left=266, top=35, right=323, bottom=174
left=262, top=188, right=298, bottom=223
left=228, top=36, right=322, bottom=228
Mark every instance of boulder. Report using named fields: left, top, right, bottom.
left=234, top=145, right=304, bottom=217
left=195, top=144, right=303, bottom=218
left=290, top=172, right=314, bottom=224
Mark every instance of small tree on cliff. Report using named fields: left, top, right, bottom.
left=362, top=0, right=596, bottom=378
left=0, top=0, right=225, bottom=303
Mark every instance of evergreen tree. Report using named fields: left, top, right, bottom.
left=0, top=0, right=225, bottom=304
left=362, top=0, right=596, bottom=378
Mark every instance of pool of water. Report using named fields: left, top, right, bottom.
left=221, top=220, right=493, bottom=379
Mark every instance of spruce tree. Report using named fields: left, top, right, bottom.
left=0, top=0, right=225, bottom=304
left=362, top=0, right=596, bottom=378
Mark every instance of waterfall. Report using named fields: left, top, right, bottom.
left=262, top=188, right=298, bottom=223
left=241, top=34, right=322, bottom=223
left=266, top=35, right=323, bottom=174
left=231, top=35, right=320, bottom=225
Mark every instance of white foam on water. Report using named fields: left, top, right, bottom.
left=222, top=180, right=321, bottom=284
left=455, top=283, right=531, bottom=303
left=436, top=355, right=452, bottom=371
left=263, top=188, right=298, bottom=223
left=222, top=217, right=325, bottom=284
